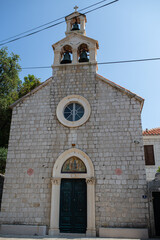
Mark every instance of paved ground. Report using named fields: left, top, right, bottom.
left=0, top=237, right=159, bottom=240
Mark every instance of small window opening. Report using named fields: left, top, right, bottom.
left=144, top=145, right=155, bottom=165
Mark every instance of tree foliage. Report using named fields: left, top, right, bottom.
left=0, top=47, right=41, bottom=148
left=18, top=74, right=41, bottom=98
left=0, top=148, right=7, bottom=174
left=0, top=47, right=21, bottom=147
left=0, top=47, right=21, bottom=99
left=0, top=47, right=41, bottom=173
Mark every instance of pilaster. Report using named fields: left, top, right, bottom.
left=86, top=177, right=96, bottom=237
left=49, top=177, right=61, bottom=236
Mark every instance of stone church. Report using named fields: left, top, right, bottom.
left=0, top=9, right=148, bottom=238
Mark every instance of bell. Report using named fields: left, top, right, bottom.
left=79, top=51, right=89, bottom=62
left=61, top=52, right=72, bottom=64
left=71, top=22, right=80, bottom=31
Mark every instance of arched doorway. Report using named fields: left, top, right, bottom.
left=49, top=148, right=96, bottom=236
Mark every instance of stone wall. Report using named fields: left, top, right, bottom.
left=95, top=76, right=148, bottom=229
left=0, top=82, right=53, bottom=226
left=0, top=174, right=4, bottom=210
left=0, top=64, right=148, bottom=231
left=143, top=136, right=160, bottom=180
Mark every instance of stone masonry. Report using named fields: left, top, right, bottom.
left=0, top=63, right=148, bottom=232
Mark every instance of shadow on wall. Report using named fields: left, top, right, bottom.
left=0, top=174, right=4, bottom=210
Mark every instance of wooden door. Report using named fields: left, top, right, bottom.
left=153, top=192, right=160, bottom=236
left=59, top=179, right=87, bottom=233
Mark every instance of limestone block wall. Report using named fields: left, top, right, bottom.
left=0, top=64, right=148, bottom=231
left=143, top=136, right=160, bottom=180
left=0, top=175, right=4, bottom=209
left=0, top=82, right=53, bottom=225
left=95, top=79, right=148, bottom=229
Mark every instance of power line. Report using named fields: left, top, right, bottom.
left=0, top=0, right=118, bottom=46
left=22, top=66, right=50, bottom=69
left=0, top=16, right=65, bottom=43
left=83, top=0, right=118, bottom=14
left=0, top=0, right=114, bottom=44
left=21, top=57, right=160, bottom=69
left=0, top=20, right=65, bottom=46
left=98, top=57, right=160, bottom=64
left=80, top=0, right=116, bottom=11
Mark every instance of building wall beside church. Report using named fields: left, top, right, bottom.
left=143, top=136, right=160, bottom=180
left=0, top=64, right=148, bottom=232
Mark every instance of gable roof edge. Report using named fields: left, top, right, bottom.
left=96, top=74, right=144, bottom=112
left=52, top=32, right=99, bottom=49
left=10, top=77, right=52, bottom=109
left=65, top=12, right=86, bottom=20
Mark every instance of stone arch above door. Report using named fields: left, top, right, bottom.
left=49, top=148, right=96, bottom=237
left=53, top=148, right=94, bottom=178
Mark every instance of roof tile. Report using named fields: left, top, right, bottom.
left=143, top=127, right=160, bottom=136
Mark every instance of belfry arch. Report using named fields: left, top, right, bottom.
left=78, top=43, right=89, bottom=62
left=49, top=148, right=96, bottom=236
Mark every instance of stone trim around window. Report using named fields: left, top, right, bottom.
left=56, top=95, right=91, bottom=127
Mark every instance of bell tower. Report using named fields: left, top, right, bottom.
left=65, top=6, right=87, bottom=36
left=52, top=7, right=99, bottom=67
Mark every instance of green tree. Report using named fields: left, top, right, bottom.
left=0, top=48, right=41, bottom=148
left=0, top=47, right=21, bottom=147
left=0, top=148, right=7, bottom=174
left=0, top=48, right=41, bottom=173
left=18, top=74, right=41, bottom=98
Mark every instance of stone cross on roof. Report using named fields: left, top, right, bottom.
left=74, top=5, right=78, bottom=12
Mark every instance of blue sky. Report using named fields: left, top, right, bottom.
left=1, top=0, right=160, bottom=130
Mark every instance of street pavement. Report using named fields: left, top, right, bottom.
left=0, top=236, right=159, bottom=240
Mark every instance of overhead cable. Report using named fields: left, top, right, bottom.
left=0, top=0, right=115, bottom=44
left=21, top=57, right=160, bottom=69
left=0, top=0, right=118, bottom=46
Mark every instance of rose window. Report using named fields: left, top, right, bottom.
left=64, top=103, right=84, bottom=121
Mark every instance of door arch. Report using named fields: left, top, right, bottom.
left=49, top=148, right=96, bottom=236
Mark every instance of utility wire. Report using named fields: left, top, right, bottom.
left=21, top=57, right=160, bottom=69
left=83, top=0, right=118, bottom=14
left=0, top=20, right=65, bottom=47
left=98, top=57, right=160, bottom=64
left=0, top=16, right=65, bottom=43
left=80, top=0, right=115, bottom=11
left=0, top=0, right=114, bottom=43
left=0, top=0, right=118, bottom=46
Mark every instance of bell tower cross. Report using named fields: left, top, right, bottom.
left=74, top=5, right=78, bottom=12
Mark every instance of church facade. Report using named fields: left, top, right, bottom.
left=0, top=9, right=148, bottom=238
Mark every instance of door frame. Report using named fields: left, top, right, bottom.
left=49, top=148, right=96, bottom=237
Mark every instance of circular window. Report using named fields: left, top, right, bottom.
left=64, top=103, right=84, bottom=121
left=56, top=95, right=91, bottom=128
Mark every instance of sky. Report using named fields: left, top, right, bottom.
left=1, top=0, right=160, bottom=130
